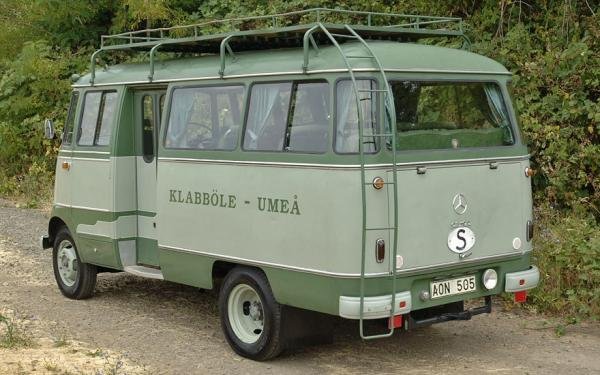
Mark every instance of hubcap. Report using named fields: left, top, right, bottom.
left=227, top=284, right=264, bottom=344
left=56, top=240, right=78, bottom=287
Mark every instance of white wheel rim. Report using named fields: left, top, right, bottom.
left=227, top=284, right=264, bottom=344
left=57, top=240, right=78, bottom=287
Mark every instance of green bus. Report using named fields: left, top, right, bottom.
left=41, top=8, right=540, bottom=360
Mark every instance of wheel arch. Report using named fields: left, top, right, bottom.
left=49, top=217, right=67, bottom=243
left=212, top=261, right=272, bottom=293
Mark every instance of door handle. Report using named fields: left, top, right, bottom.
left=61, top=161, right=71, bottom=171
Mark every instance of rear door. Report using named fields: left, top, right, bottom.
left=391, top=160, right=529, bottom=272
left=134, top=90, right=166, bottom=266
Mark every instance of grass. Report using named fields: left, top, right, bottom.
left=52, top=336, right=70, bottom=348
left=0, top=313, right=34, bottom=349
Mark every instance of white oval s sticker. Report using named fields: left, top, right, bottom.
left=447, top=227, right=476, bottom=254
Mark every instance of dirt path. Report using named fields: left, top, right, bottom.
left=1, top=200, right=599, bottom=374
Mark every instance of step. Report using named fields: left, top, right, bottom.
left=124, top=265, right=164, bottom=280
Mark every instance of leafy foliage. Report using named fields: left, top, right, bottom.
left=0, top=0, right=597, bottom=316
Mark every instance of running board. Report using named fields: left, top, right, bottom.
left=123, top=266, right=164, bottom=280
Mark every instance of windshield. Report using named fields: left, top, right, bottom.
left=389, top=81, right=515, bottom=150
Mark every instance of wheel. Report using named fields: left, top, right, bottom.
left=52, top=227, right=97, bottom=299
left=218, top=267, right=285, bottom=360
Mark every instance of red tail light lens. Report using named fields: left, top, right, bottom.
left=514, top=290, right=527, bottom=303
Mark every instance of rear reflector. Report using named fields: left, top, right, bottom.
left=375, top=239, right=385, bottom=263
left=514, top=290, right=527, bottom=303
left=388, top=315, right=403, bottom=329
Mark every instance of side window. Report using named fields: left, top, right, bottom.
left=243, top=82, right=291, bottom=151
left=142, top=95, right=155, bottom=162
left=62, top=91, right=79, bottom=145
left=165, top=85, right=244, bottom=150
left=96, top=92, right=117, bottom=146
left=335, top=80, right=378, bottom=153
left=77, top=91, right=118, bottom=146
left=243, top=81, right=330, bottom=153
left=78, top=92, right=102, bottom=146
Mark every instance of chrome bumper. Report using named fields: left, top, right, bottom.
left=504, top=265, right=540, bottom=292
left=339, top=291, right=412, bottom=319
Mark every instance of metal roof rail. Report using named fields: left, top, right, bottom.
left=89, top=8, right=469, bottom=85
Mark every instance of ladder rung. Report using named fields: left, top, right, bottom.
left=358, top=89, right=389, bottom=92
left=331, top=33, right=357, bottom=38
left=366, top=227, right=396, bottom=231
left=364, top=181, right=396, bottom=186
left=345, top=55, right=374, bottom=59
left=362, top=133, right=393, bottom=138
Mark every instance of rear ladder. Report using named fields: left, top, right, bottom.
left=308, top=24, right=400, bottom=339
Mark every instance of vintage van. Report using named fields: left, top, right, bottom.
left=41, top=9, right=540, bottom=360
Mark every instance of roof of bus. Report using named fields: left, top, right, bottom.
left=76, top=41, right=510, bottom=87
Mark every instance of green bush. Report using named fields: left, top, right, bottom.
left=531, top=204, right=600, bottom=318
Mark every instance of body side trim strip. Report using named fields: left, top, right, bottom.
left=157, top=155, right=529, bottom=170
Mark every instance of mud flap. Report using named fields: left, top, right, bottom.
left=281, top=305, right=336, bottom=349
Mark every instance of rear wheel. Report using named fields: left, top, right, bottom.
left=52, top=227, right=97, bottom=299
left=218, top=267, right=285, bottom=360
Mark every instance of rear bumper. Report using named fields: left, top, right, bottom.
left=339, top=291, right=412, bottom=319
left=504, top=265, right=539, bottom=292
left=338, top=264, right=539, bottom=319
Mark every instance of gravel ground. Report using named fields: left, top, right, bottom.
left=1, top=199, right=599, bottom=374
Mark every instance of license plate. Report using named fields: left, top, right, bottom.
left=430, top=275, right=477, bottom=299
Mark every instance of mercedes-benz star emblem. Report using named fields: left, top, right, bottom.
left=452, top=194, right=468, bottom=215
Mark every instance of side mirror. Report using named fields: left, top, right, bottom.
left=44, top=119, right=55, bottom=140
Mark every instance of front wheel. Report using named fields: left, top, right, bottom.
left=52, top=227, right=97, bottom=299
left=218, top=267, right=285, bottom=360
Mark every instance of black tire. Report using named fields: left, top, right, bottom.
left=52, top=227, right=97, bottom=300
left=218, top=267, right=285, bottom=361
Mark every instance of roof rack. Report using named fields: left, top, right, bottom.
left=90, top=8, right=469, bottom=85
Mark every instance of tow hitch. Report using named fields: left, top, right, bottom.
left=407, top=296, right=492, bottom=329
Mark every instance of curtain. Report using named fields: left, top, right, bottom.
left=335, top=81, right=354, bottom=152
left=484, top=84, right=514, bottom=144
left=244, top=83, right=283, bottom=150
left=167, top=88, right=196, bottom=148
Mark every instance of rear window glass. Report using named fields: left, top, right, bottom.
left=165, top=85, right=244, bottom=150
left=390, top=81, right=515, bottom=150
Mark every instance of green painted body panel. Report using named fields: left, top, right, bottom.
left=265, top=254, right=531, bottom=315
left=159, top=249, right=213, bottom=288
left=137, top=237, right=159, bottom=266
